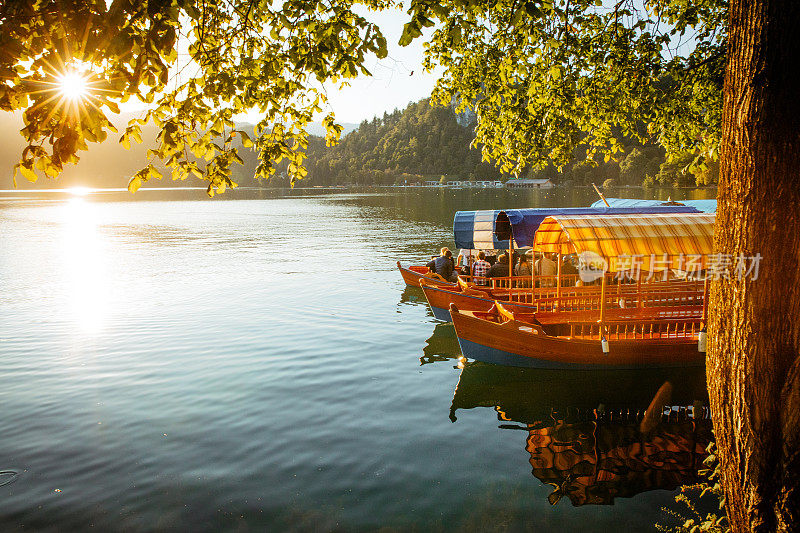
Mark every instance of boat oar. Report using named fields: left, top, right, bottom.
left=639, top=381, right=673, bottom=434
left=592, top=182, right=611, bottom=207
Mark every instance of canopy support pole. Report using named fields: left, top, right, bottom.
left=509, top=234, right=514, bottom=289
left=702, top=275, right=709, bottom=324
left=556, top=252, right=562, bottom=308
left=699, top=274, right=709, bottom=352
left=600, top=273, right=608, bottom=352
left=637, top=274, right=643, bottom=308
left=592, top=183, right=611, bottom=207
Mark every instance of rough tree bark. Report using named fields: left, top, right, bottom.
left=709, top=0, right=800, bottom=531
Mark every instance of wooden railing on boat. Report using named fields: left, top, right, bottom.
left=460, top=274, right=582, bottom=290
left=492, top=300, right=704, bottom=341
left=568, top=318, right=703, bottom=341
left=533, top=281, right=704, bottom=313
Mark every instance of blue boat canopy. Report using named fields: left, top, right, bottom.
left=453, top=205, right=700, bottom=249
left=590, top=198, right=717, bottom=213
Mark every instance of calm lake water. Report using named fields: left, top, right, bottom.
left=0, top=186, right=716, bottom=531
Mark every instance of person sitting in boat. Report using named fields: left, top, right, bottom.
left=515, top=253, right=533, bottom=287
left=515, top=253, right=532, bottom=276
left=561, top=254, right=579, bottom=285
left=536, top=252, right=558, bottom=287
left=426, top=247, right=458, bottom=282
left=471, top=251, right=491, bottom=286
left=487, top=253, right=511, bottom=286
left=456, top=248, right=480, bottom=275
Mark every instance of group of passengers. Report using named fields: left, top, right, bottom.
left=428, top=247, right=580, bottom=287
left=425, top=248, right=460, bottom=283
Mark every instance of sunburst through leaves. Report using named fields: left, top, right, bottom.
left=57, top=70, right=90, bottom=102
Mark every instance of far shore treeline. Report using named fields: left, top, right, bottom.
left=0, top=98, right=718, bottom=190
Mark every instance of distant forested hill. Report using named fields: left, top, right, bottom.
left=296, top=98, right=717, bottom=188
left=300, top=99, right=509, bottom=186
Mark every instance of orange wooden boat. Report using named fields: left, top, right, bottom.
left=420, top=278, right=537, bottom=320
left=397, top=261, right=455, bottom=288
left=450, top=303, right=705, bottom=369
left=421, top=275, right=705, bottom=322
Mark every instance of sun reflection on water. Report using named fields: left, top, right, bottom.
left=67, top=186, right=92, bottom=197
left=62, top=197, right=107, bottom=334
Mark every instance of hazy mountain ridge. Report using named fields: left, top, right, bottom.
left=0, top=112, right=357, bottom=190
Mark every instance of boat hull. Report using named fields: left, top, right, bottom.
left=450, top=306, right=705, bottom=370
left=421, top=283, right=538, bottom=322
left=397, top=261, right=455, bottom=288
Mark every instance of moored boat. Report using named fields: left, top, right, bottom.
left=419, top=277, right=541, bottom=321
left=421, top=272, right=704, bottom=322
left=402, top=204, right=700, bottom=291
left=397, top=261, right=455, bottom=288
left=450, top=303, right=705, bottom=369
left=419, top=204, right=703, bottom=321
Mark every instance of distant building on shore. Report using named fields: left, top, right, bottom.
left=417, top=180, right=504, bottom=188
left=505, top=178, right=555, bottom=189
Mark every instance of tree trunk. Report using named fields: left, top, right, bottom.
left=710, top=1, right=800, bottom=531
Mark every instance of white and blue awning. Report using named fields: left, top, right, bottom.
left=589, top=198, right=717, bottom=213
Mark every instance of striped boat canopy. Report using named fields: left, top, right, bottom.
left=497, top=205, right=698, bottom=248
left=453, top=206, right=701, bottom=249
left=590, top=198, right=717, bottom=213
left=533, top=213, right=716, bottom=272
left=453, top=209, right=507, bottom=250
left=452, top=206, right=700, bottom=250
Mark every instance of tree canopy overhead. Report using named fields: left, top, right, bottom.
left=1, top=0, right=726, bottom=193
left=0, top=0, right=389, bottom=195
left=412, top=0, right=726, bottom=175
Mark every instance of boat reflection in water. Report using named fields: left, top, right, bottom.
left=450, top=362, right=713, bottom=506
left=399, top=285, right=426, bottom=306
left=420, top=323, right=462, bottom=365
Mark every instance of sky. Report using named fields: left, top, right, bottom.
left=243, top=9, right=439, bottom=125
left=314, top=9, right=439, bottom=124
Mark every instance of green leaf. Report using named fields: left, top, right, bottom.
left=525, top=3, right=542, bottom=18
left=128, top=175, right=142, bottom=193
left=15, top=163, right=38, bottom=183
left=399, top=22, right=422, bottom=46
left=239, top=131, right=253, bottom=148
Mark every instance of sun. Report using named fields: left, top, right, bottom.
left=57, top=71, right=89, bottom=101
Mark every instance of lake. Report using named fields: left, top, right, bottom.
left=0, top=186, right=716, bottom=531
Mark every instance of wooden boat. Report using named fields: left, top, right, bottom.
left=449, top=213, right=717, bottom=369
left=397, top=261, right=455, bottom=288
left=450, top=303, right=706, bottom=369
left=421, top=274, right=704, bottom=322
left=420, top=205, right=705, bottom=321
left=419, top=277, right=540, bottom=321
left=405, top=205, right=699, bottom=292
